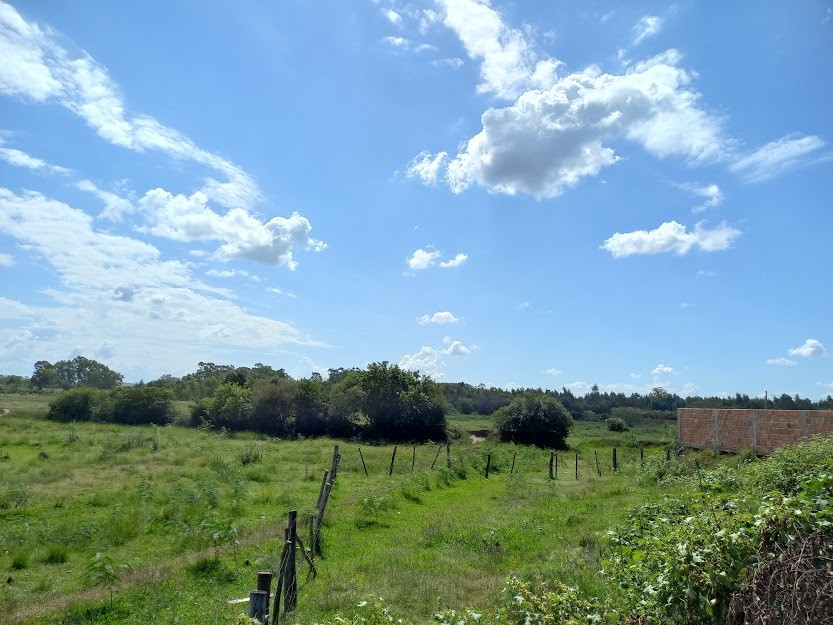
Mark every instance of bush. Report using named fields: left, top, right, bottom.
left=605, top=417, right=627, bottom=432
left=494, top=392, right=573, bottom=448
left=47, top=387, right=109, bottom=422
left=111, top=386, right=174, bottom=425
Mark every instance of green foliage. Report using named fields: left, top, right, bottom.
left=10, top=550, right=29, bottom=570
left=51, top=356, right=123, bottom=390
left=361, top=362, right=447, bottom=441
left=205, top=382, right=253, bottom=431
left=111, top=386, right=174, bottom=425
left=47, top=386, right=109, bottom=422
left=605, top=417, right=627, bottom=432
left=43, top=544, right=69, bottom=564
left=494, top=392, right=573, bottom=448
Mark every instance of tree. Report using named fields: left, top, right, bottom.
left=51, top=357, right=123, bottom=390
left=111, top=386, right=174, bottom=425
left=494, top=392, right=573, bottom=448
left=294, top=378, right=328, bottom=436
left=360, top=362, right=447, bottom=441
left=31, top=361, right=58, bottom=390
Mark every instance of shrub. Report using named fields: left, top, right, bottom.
left=605, top=417, right=627, bottom=432
left=494, top=392, right=573, bottom=448
left=47, top=387, right=109, bottom=422
left=111, top=386, right=174, bottom=425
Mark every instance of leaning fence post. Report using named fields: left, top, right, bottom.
left=283, top=510, right=297, bottom=617
left=308, top=513, right=315, bottom=562
left=411, top=445, right=416, bottom=472
left=271, top=527, right=289, bottom=622
left=431, top=445, right=442, bottom=470
left=330, top=445, right=340, bottom=481
left=316, top=470, right=329, bottom=511
left=389, top=445, right=397, bottom=476
left=613, top=447, right=618, bottom=473
left=485, top=453, right=491, bottom=479
left=358, top=448, right=368, bottom=476
left=594, top=451, right=601, bottom=477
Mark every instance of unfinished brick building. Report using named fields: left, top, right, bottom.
left=677, top=408, right=833, bottom=455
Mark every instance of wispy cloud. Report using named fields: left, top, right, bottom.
left=730, top=134, right=826, bottom=182
left=601, top=221, right=740, bottom=258
left=418, top=311, right=459, bottom=325
left=632, top=16, right=663, bottom=45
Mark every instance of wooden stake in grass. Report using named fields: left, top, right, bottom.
left=666, top=448, right=671, bottom=463
left=411, top=445, right=416, bottom=472
left=271, top=527, right=289, bottom=622
left=555, top=453, right=558, bottom=479
left=330, top=445, right=340, bottom=481
left=431, top=446, right=441, bottom=470
left=575, top=452, right=579, bottom=480
left=389, top=445, right=397, bottom=476
left=549, top=451, right=554, bottom=480
left=594, top=451, right=601, bottom=477
left=358, top=448, right=368, bottom=476
left=316, top=470, right=329, bottom=511
left=640, top=447, right=644, bottom=470
left=446, top=443, right=451, bottom=469
left=613, top=447, right=618, bottom=473
left=510, top=451, right=516, bottom=475
left=485, top=453, right=491, bottom=479
left=284, top=510, right=297, bottom=617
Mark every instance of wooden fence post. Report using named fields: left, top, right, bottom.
left=665, top=448, right=671, bottom=463
left=485, top=453, right=491, bottom=479
left=431, top=446, right=441, bottom=470
left=613, top=448, right=618, bottom=473
left=283, top=511, right=297, bottom=617
left=549, top=451, right=554, bottom=479
left=555, top=453, right=558, bottom=479
left=411, top=445, right=416, bottom=472
left=358, top=448, right=368, bottom=476
left=640, top=447, right=644, bottom=470
left=594, top=451, right=601, bottom=477
left=510, top=451, right=516, bottom=475
left=248, top=590, right=269, bottom=623
left=330, top=445, right=340, bottom=481
left=316, top=470, right=329, bottom=511
left=389, top=445, right=397, bottom=476
left=271, top=528, right=289, bottom=623
left=446, top=443, right=451, bottom=468
left=575, top=452, right=578, bottom=480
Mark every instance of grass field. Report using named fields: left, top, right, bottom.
left=0, top=394, right=685, bottom=624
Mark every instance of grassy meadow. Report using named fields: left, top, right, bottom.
left=0, top=394, right=687, bottom=624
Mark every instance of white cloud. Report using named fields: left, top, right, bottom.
left=818, top=380, right=833, bottom=390
left=766, top=357, right=797, bottom=366
left=75, top=179, right=134, bottom=221
left=677, top=182, right=723, bottom=213
left=600, top=11, right=615, bottom=24
left=0, top=138, right=72, bottom=174
left=730, top=134, right=826, bottom=182
left=0, top=187, right=318, bottom=378
left=682, top=383, right=697, bottom=396
left=696, top=270, right=716, bottom=278
left=633, top=16, right=663, bottom=45
left=0, top=251, right=12, bottom=266
left=138, top=188, right=323, bottom=268
left=564, top=380, right=590, bottom=393
left=439, top=253, right=468, bottom=268
left=652, top=363, right=678, bottom=375
left=422, top=49, right=727, bottom=198
left=407, top=247, right=441, bottom=270
left=383, top=9, right=402, bottom=26
left=418, top=311, right=459, bottom=325
left=384, top=35, right=409, bottom=48
left=629, top=372, right=641, bottom=379
left=399, top=336, right=479, bottom=377
left=407, top=151, right=448, bottom=185
left=406, top=247, right=466, bottom=270
left=206, top=269, right=247, bottom=278
left=437, top=0, right=562, bottom=100
left=787, top=338, right=826, bottom=358
left=601, top=220, right=741, bottom=257
left=0, top=3, right=259, bottom=209
left=543, top=368, right=562, bottom=376
left=432, top=57, right=464, bottom=69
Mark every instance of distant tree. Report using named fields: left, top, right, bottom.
left=31, top=361, right=58, bottom=390
left=327, top=371, right=363, bottom=437
left=51, top=357, right=123, bottom=390
left=47, top=387, right=110, bottom=422
left=294, top=378, right=328, bottom=436
left=494, top=392, right=573, bottom=448
left=360, top=362, right=446, bottom=441
left=606, top=417, right=627, bottom=432
left=249, top=379, right=295, bottom=435
left=206, top=382, right=253, bottom=430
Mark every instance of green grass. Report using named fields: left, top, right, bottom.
left=0, top=397, right=686, bottom=625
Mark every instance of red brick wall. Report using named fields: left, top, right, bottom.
left=677, top=408, right=833, bottom=455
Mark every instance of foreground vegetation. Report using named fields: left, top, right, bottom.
left=1, top=394, right=830, bottom=624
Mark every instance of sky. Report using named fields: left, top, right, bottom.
left=0, top=0, right=832, bottom=398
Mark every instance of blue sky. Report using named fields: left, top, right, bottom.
left=1, top=0, right=831, bottom=398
